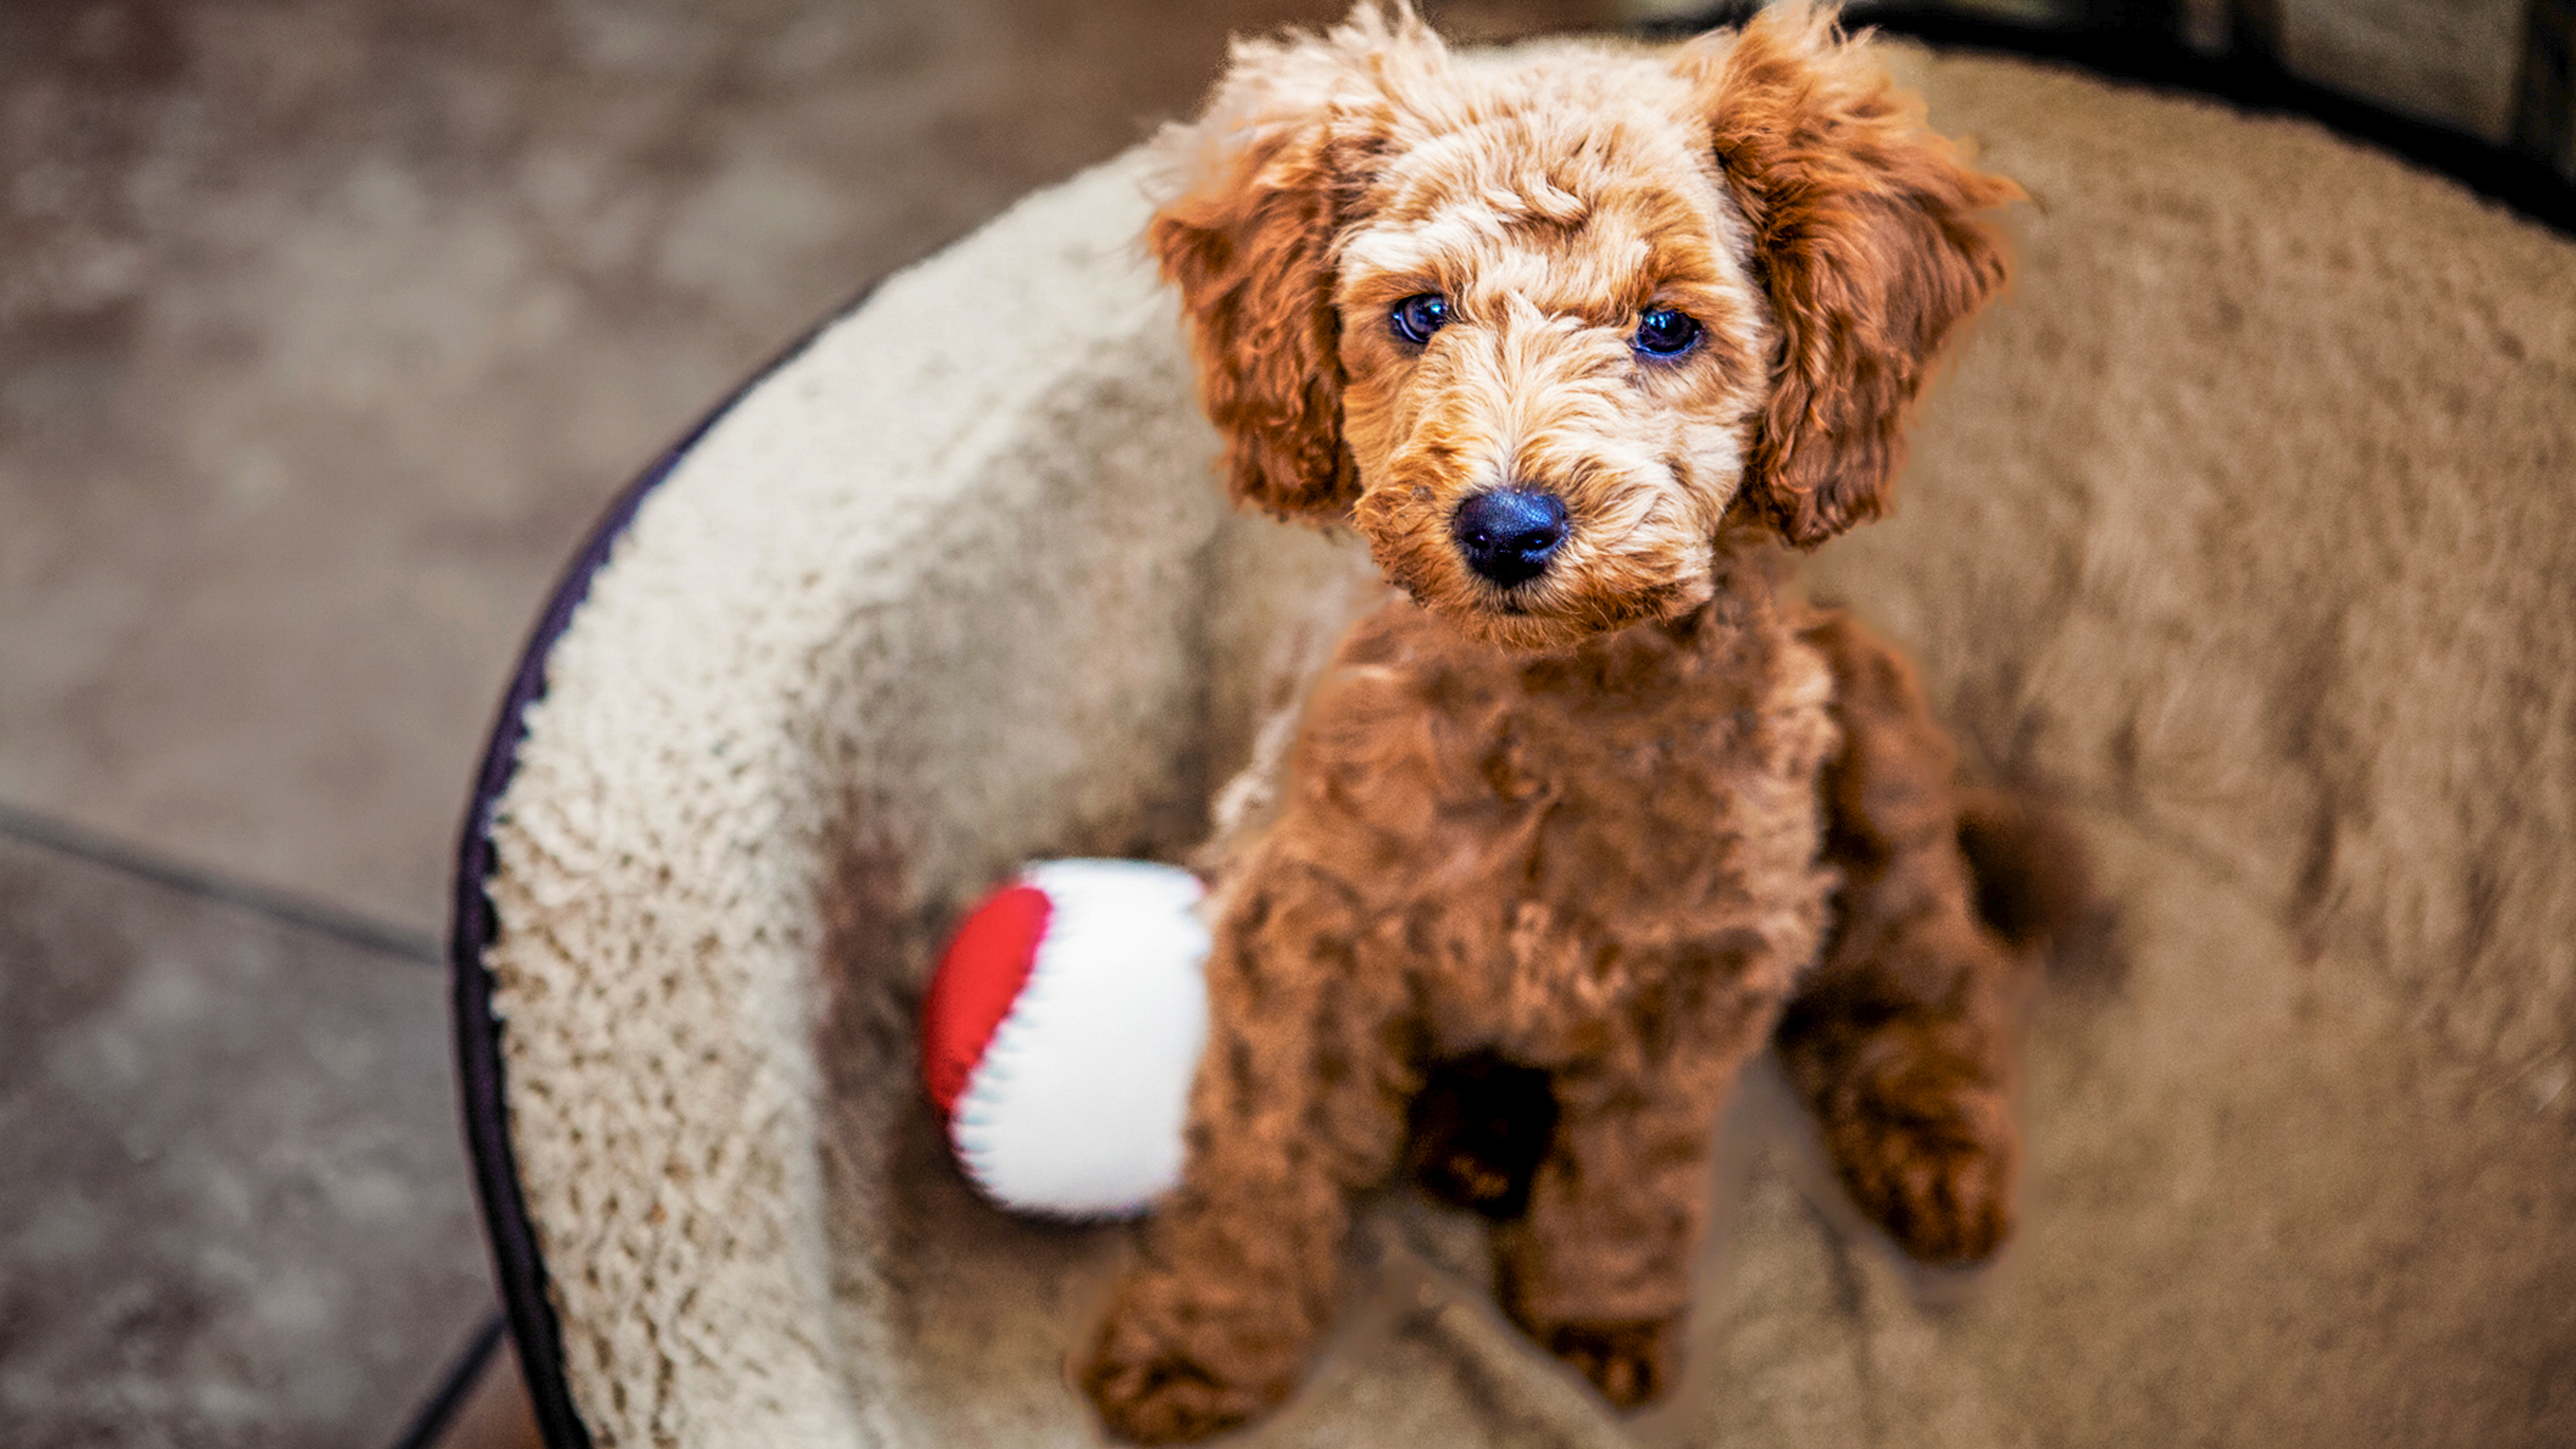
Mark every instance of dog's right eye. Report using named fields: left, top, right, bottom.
left=1389, top=294, right=1450, bottom=345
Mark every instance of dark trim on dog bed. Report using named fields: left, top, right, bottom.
left=448, top=288, right=877, bottom=1449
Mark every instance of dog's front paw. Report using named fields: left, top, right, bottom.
left=1527, top=1315, right=1682, bottom=1407
left=1078, top=1295, right=1294, bottom=1444
left=1817, top=1068, right=2017, bottom=1265
left=1079, top=1345, right=1269, bottom=1445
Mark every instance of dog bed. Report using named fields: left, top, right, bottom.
left=453, top=41, right=2576, bottom=1449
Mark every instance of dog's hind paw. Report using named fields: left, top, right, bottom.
left=1527, top=1314, right=1682, bottom=1408
left=1077, top=1304, right=1293, bottom=1444
left=1820, top=1072, right=2018, bottom=1265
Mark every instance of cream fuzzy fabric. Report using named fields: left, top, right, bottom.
left=479, top=46, right=2576, bottom=1449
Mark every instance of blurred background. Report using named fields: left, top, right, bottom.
left=1, top=1, right=2566, bottom=1446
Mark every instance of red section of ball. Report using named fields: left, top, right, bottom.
left=919, top=883, right=1053, bottom=1116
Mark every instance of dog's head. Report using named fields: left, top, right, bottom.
left=1149, top=2, right=2017, bottom=651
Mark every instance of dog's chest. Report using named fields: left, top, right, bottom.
left=1297, top=602, right=1840, bottom=1056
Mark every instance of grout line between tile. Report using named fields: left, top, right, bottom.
left=388, top=1310, right=510, bottom=1449
left=0, top=797, right=443, bottom=967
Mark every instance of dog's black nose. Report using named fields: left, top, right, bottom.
left=1450, top=488, right=1570, bottom=587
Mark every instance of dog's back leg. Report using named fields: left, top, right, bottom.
left=1778, top=611, right=2072, bottom=1265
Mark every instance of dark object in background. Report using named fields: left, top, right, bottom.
left=1657, top=1, right=2576, bottom=231
left=2516, top=0, right=2576, bottom=172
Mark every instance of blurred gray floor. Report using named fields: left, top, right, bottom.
left=0, top=0, right=2542, bottom=1444
left=1, top=0, right=1405, bottom=936
left=0, top=830, right=486, bottom=1448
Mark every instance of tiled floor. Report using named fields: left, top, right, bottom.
left=0, top=830, right=488, bottom=1447
left=0, top=2, right=1609, bottom=1444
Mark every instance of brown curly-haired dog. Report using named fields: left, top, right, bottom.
left=1080, top=5, right=2053, bottom=1440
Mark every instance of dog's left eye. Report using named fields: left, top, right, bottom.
left=1631, top=307, right=1702, bottom=359
left=1390, top=294, right=1450, bottom=346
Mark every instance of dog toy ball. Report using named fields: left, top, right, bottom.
left=918, top=859, right=1212, bottom=1218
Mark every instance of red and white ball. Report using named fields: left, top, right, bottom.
left=918, top=859, right=1212, bottom=1218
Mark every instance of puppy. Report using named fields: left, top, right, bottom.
left=1082, top=5, right=2033, bottom=1440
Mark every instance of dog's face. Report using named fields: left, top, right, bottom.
left=1151, top=3, right=2016, bottom=651
left=1326, top=79, right=1773, bottom=647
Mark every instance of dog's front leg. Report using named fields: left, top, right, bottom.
left=1493, top=988, right=1782, bottom=1409
left=1078, top=862, right=1411, bottom=1444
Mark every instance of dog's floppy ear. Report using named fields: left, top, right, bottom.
left=1680, top=3, right=2019, bottom=547
left=1148, top=8, right=1431, bottom=522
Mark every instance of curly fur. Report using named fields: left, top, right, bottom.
left=1084, top=7, right=2043, bottom=1440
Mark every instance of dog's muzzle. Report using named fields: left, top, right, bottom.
left=1451, top=488, right=1569, bottom=588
